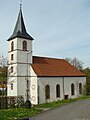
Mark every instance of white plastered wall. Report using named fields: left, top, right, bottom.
left=8, top=38, right=32, bottom=64
left=7, top=37, right=33, bottom=99
left=64, top=77, right=86, bottom=99
left=7, top=76, right=17, bottom=96
left=38, top=76, right=86, bottom=104
left=38, top=77, right=64, bottom=104
left=30, top=66, right=38, bottom=105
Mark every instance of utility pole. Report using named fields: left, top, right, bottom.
left=26, top=51, right=32, bottom=101
left=25, top=51, right=32, bottom=108
left=26, top=76, right=30, bottom=100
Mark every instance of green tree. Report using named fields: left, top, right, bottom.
left=0, top=66, right=7, bottom=84
left=0, top=55, right=7, bottom=85
left=0, top=55, right=7, bottom=110
left=83, top=67, right=90, bottom=95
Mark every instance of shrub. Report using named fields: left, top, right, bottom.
left=24, top=100, right=31, bottom=108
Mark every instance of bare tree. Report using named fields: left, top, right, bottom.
left=0, top=54, right=7, bottom=67
left=65, top=57, right=83, bottom=70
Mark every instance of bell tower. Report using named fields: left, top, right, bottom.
left=7, top=4, right=34, bottom=100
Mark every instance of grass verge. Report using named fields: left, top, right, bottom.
left=35, top=96, right=90, bottom=108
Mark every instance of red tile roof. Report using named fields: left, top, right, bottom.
left=31, top=56, right=86, bottom=77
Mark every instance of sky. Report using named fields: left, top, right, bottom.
left=0, top=0, right=90, bottom=68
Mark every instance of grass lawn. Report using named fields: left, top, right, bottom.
left=0, top=96, right=90, bottom=120
left=0, top=108, right=42, bottom=120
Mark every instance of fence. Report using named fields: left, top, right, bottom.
left=0, top=96, right=24, bottom=109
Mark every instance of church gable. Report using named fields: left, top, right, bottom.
left=31, top=56, right=86, bottom=77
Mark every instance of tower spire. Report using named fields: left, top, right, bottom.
left=7, top=1, right=34, bottom=41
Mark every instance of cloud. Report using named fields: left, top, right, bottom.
left=0, top=0, right=90, bottom=67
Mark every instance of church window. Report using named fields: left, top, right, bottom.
left=79, top=83, right=82, bottom=94
left=11, top=83, right=13, bottom=90
left=23, top=41, right=27, bottom=51
left=11, top=54, right=14, bottom=60
left=11, top=41, right=14, bottom=51
left=45, top=85, right=50, bottom=99
left=11, top=66, right=13, bottom=73
left=71, top=83, right=75, bottom=95
left=56, top=84, right=60, bottom=98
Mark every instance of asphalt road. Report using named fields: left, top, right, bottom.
left=30, top=99, right=90, bottom=120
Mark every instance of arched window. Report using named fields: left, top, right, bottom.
left=45, top=85, right=50, bottom=99
left=79, top=83, right=82, bottom=94
left=23, top=41, right=27, bottom=51
left=71, top=83, right=75, bottom=95
left=56, top=84, right=60, bottom=98
left=11, top=83, right=13, bottom=90
left=11, top=41, right=14, bottom=51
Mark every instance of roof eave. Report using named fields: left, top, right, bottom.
left=7, top=35, right=34, bottom=41
left=36, top=75, right=86, bottom=77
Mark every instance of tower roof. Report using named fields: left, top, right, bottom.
left=7, top=8, right=34, bottom=41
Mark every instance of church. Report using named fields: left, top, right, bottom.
left=7, top=5, right=86, bottom=105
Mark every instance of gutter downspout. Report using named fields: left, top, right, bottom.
left=63, top=77, right=65, bottom=99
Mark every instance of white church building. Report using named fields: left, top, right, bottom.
left=7, top=6, right=86, bottom=105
